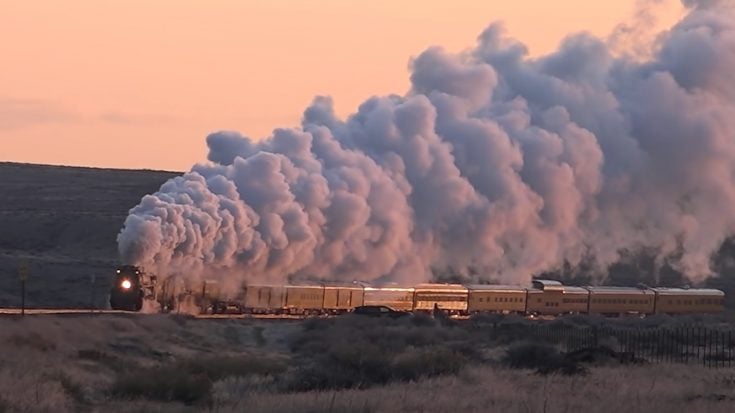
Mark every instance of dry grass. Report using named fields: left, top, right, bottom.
left=0, top=314, right=733, bottom=413
left=219, top=365, right=735, bottom=413
left=0, top=315, right=297, bottom=412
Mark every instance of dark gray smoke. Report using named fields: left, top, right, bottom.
left=118, top=0, right=735, bottom=286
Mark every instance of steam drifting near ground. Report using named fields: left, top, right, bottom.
left=118, top=0, right=735, bottom=287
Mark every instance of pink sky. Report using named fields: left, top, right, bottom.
left=1, top=0, right=684, bottom=171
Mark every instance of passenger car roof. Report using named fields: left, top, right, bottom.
left=586, top=286, right=655, bottom=295
left=651, top=288, right=724, bottom=296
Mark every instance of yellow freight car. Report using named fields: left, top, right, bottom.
left=653, top=288, right=725, bottom=314
left=244, top=285, right=286, bottom=313
left=587, top=286, right=655, bottom=315
left=323, top=282, right=364, bottom=313
left=466, top=285, right=527, bottom=314
left=284, top=284, right=325, bottom=314
left=413, top=283, right=468, bottom=313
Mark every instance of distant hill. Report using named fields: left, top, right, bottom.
left=0, top=162, right=179, bottom=307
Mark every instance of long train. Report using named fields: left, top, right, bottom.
left=109, top=265, right=726, bottom=316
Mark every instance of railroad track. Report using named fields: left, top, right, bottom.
left=0, top=308, right=310, bottom=319
left=0, top=308, right=488, bottom=320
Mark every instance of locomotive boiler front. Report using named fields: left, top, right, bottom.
left=109, top=265, right=147, bottom=311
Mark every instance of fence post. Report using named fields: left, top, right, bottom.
left=685, top=326, right=689, bottom=364
left=720, top=330, right=724, bottom=368
left=668, top=328, right=672, bottom=363
left=660, top=329, right=664, bottom=363
left=704, top=329, right=712, bottom=367
left=719, top=330, right=722, bottom=368
left=697, top=327, right=704, bottom=365
left=653, top=329, right=657, bottom=362
left=680, top=327, right=684, bottom=364
left=635, top=329, right=639, bottom=361
left=661, top=329, right=665, bottom=363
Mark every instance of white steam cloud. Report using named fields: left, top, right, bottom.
left=118, top=0, right=735, bottom=286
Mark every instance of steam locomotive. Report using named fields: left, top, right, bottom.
left=109, top=265, right=726, bottom=316
left=109, top=265, right=149, bottom=311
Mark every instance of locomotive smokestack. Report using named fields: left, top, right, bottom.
left=118, top=0, right=735, bottom=286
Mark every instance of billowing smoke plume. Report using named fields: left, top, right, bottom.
left=118, top=0, right=735, bottom=287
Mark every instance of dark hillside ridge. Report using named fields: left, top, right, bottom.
left=0, top=162, right=179, bottom=307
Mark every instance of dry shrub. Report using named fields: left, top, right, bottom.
left=176, top=355, right=287, bottom=381
left=5, top=332, right=56, bottom=352
left=0, top=369, right=72, bottom=413
left=55, top=373, right=87, bottom=405
left=504, top=341, right=563, bottom=369
left=289, top=340, right=393, bottom=391
left=251, top=326, right=266, bottom=347
left=231, top=365, right=735, bottom=413
left=286, top=317, right=470, bottom=391
left=77, top=348, right=132, bottom=372
left=503, top=342, right=586, bottom=375
left=410, top=312, right=437, bottom=327
left=111, top=365, right=212, bottom=405
left=110, top=355, right=286, bottom=405
left=392, top=347, right=466, bottom=381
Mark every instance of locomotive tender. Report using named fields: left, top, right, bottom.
left=109, top=266, right=726, bottom=316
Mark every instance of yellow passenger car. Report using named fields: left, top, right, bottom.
left=526, top=280, right=589, bottom=315
left=363, top=285, right=415, bottom=311
left=587, top=287, right=655, bottom=315
left=413, top=284, right=468, bottom=313
left=653, top=288, right=725, bottom=314
left=322, top=282, right=364, bottom=313
left=466, top=285, right=527, bottom=314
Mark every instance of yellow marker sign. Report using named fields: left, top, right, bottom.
left=19, top=262, right=29, bottom=282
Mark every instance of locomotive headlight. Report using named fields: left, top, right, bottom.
left=121, top=280, right=132, bottom=290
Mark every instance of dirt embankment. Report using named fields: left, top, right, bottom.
left=0, top=162, right=178, bottom=307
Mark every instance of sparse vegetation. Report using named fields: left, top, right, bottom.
left=0, top=314, right=734, bottom=412
left=285, top=315, right=476, bottom=391
left=56, top=373, right=87, bottom=405
left=110, top=355, right=286, bottom=404
left=6, top=332, right=56, bottom=352
left=252, top=326, right=266, bottom=347
left=111, top=364, right=213, bottom=405
left=503, top=341, right=586, bottom=375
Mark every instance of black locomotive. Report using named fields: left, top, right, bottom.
left=109, top=265, right=153, bottom=311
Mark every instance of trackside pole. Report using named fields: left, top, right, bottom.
left=89, top=274, right=96, bottom=312
left=21, top=279, right=25, bottom=316
left=19, top=261, right=29, bottom=317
